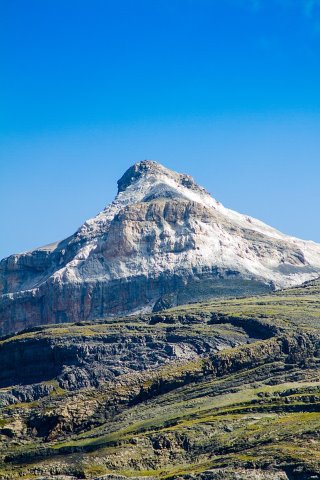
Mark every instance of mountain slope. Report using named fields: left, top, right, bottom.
left=1, top=280, right=320, bottom=479
left=1, top=160, right=320, bottom=337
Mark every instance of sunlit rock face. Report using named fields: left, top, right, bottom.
left=1, top=160, right=320, bottom=336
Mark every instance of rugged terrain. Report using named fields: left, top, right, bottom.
left=1, top=160, right=320, bottom=337
left=1, top=279, right=320, bottom=479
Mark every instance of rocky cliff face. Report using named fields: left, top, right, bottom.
left=1, top=160, right=320, bottom=336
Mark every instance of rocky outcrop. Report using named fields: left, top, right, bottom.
left=0, top=314, right=251, bottom=393
left=1, top=160, right=320, bottom=337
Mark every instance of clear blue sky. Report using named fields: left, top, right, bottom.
left=1, top=0, right=320, bottom=259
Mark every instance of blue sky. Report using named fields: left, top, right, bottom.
left=1, top=0, right=320, bottom=259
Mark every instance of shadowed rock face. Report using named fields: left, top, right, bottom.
left=1, top=160, right=320, bottom=337
left=0, top=314, right=254, bottom=394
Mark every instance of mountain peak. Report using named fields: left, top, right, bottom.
left=117, top=160, right=163, bottom=193
left=1, top=161, right=320, bottom=337
left=117, top=160, right=205, bottom=197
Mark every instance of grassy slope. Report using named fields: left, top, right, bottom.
left=1, top=280, right=320, bottom=479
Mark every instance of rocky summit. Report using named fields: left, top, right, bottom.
left=1, top=160, right=320, bottom=337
